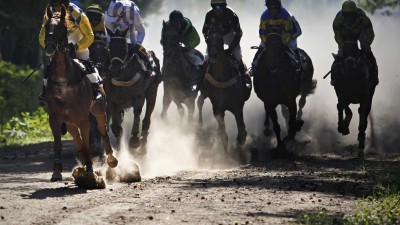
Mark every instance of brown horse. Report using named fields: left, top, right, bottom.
left=197, top=25, right=251, bottom=151
left=331, top=41, right=377, bottom=156
left=43, top=5, right=117, bottom=183
left=104, top=28, right=160, bottom=154
left=160, top=21, right=202, bottom=123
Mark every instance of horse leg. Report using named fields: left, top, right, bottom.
left=297, top=94, right=306, bottom=125
left=141, top=84, right=158, bottom=153
left=186, top=98, right=196, bottom=124
left=337, top=103, right=349, bottom=135
left=233, top=109, right=247, bottom=147
left=287, top=99, right=299, bottom=138
left=88, top=113, right=102, bottom=159
left=49, top=115, right=63, bottom=182
left=129, top=107, right=142, bottom=149
left=197, top=93, right=206, bottom=128
left=161, top=88, right=172, bottom=121
left=214, top=111, right=229, bottom=152
left=343, top=106, right=352, bottom=135
left=91, top=102, right=118, bottom=168
left=110, top=104, right=124, bottom=148
left=263, top=112, right=272, bottom=136
left=280, top=104, right=290, bottom=132
left=265, top=104, right=282, bottom=146
left=177, top=103, right=185, bottom=119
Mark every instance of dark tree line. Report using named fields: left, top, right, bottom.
left=0, top=0, right=162, bottom=67
left=0, top=0, right=397, bottom=67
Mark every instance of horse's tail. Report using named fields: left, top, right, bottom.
left=300, top=78, right=317, bottom=96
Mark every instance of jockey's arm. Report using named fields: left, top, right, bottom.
left=360, top=12, right=375, bottom=49
left=290, top=16, right=302, bottom=39
left=333, top=13, right=345, bottom=48
left=283, top=18, right=294, bottom=45
left=38, top=16, right=47, bottom=49
left=202, top=13, right=212, bottom=42
left=76, top=14, right=94, bottom=50
left=131, top=7, right=145, bottom=46
left=229, top=12, right=243, bottom=50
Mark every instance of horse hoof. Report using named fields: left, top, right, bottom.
left=107, top=154, right=118, bottom=168
left=357, top=150, right=364, bottom=158
left=50, top=172, right=62, bottom=182
left=342, top=128, right=350, bottom=135
left=297, top=120, right=304, bottom=130
left=263, top=129, right=272, bottom=137
left=129, top=137, right=141, bottom=149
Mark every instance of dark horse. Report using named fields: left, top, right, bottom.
left=332, top=41, right=377, bottom=155
left=43, top=5, right=117, bottom=182
left=88, top=33, right=110, bottom=157
left=160, top=21, right=202, bottom=122
left=197, top=26, right=251, bottom=151
left=105, top=28, right=160, bottom=153
left=253, top=33, right=303, bottom=147
left=264, top=47, right=317, bottom=135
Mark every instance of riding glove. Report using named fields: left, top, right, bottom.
left=129, top=43, right=141, bottom=56
left=68, top=43, right=77, bottom=58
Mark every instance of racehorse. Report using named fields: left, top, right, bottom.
left=104, top=28, right=160, bottom=153
left=253, top=33, right=303, bottom=147
left=160, top=21, right=202, bottom=122
left=331, top=41, right=377, bottom=155
left=43, top=5, right=117, bottom=183
left=88, top=33, right=110, bottom=157
left=267, top=48, right=317, bottom=134
left=197, top=25, right=251, bottom=151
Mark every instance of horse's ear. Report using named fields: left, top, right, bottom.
left=60, top=5, right=67, bottom=20
left=46, top=5, right=52, bottom=19
left=163, top=20, right=166, bottom=27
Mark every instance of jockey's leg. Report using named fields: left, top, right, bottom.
left=366, top=51, right=379, bottom=85
left=38, top=65, right=49, bottom=103
left=191, top=59, right=208, bottom=92
left=237, top=60, right=252, bottom=89
left=250, top=43, right=265, bottom=77
left=83, top=60, right=103, bottom=100
left=137, top=49, right=153, bottom=78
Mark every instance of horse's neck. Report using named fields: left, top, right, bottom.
left=210, top=55, right=233, bottom=80
left=164, top=47, right=192, bottom=77
left=48, top=52, right=76, bottom=81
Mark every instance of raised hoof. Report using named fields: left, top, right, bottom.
left=107, top=154, right=118, bottom=168
left=129, top=137, right=141, bottom=149
left=338, top=126, right=350, bottom=135
left=50, top=172, right=62, bottom=182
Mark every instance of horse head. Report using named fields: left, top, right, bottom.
left=162, top=20, right=181, bottom=57
left=89, top=33, right=109, bottom=77
left=263, top=33, right=286, bottom=73
left=342, top=41, right=362, bottom=71
left=44, top=5, right=69, bottom=58
left=207, top=25, right=225, bottom=63
left=106, top=27, right=129, bottom=78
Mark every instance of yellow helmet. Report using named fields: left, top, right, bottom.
left=342, top=0, right=357, bottom=13
left=211, top=0, right=226, bottom=4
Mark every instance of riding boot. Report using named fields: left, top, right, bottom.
left=238, top=63, right=252, bottom=89
left=249, top=47, right=264, bottom=77
left=191, top=61, right=207, bottom=92
left=330, top=59, right=340, bottom=86
left=91, top=83, right=102, bottom=100
left=366, top=51, right=379, bottom=85
left=38, top=83, right=47, bottom=105
left=84, top=60, right=103, bottom=100
left=138, top=51, right=153, bottom=78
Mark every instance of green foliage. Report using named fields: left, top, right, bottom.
left=299, top=208, right=343, bottom=225
left=298, top=185, right=400, bottom=225
left=357, top=0, right=400, bottom=15
left=0, top=60, right=41, bottom=124
left=0, top=107, right=60, bottom=147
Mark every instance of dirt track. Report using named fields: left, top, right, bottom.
left=0, top=140, right=399, bottom=225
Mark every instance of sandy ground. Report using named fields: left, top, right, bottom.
left=0, top=139, right=399, bottom=225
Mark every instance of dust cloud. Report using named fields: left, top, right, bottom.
left=111, top=0, right=400, bottom=178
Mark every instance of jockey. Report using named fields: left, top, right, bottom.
left=195, top=0, right=251, bottom=91
left=86, top=4, right=106, bottom=37
left=331, top=0, right=378, bottom=86
left=160, top=10, right=202, bottom=69
left=250, top=0, right=302, bottom=76
left=104, top=0, right=154, bottom=78
left=38, top=0, right=103, bottom=101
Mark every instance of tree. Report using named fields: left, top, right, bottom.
left=357, top=0, right=400, bottom=15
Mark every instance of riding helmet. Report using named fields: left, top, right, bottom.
left=50, top=0, right=70, bottom=7
left=169, top=10, right=184, bottom=22
left=265, top=0, right=282, bottom=8
left=211, top=0, right=226, bottom=4
left=87, top=4, right=103, bottom=15
left=342, top=0, right=357, bottom=13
